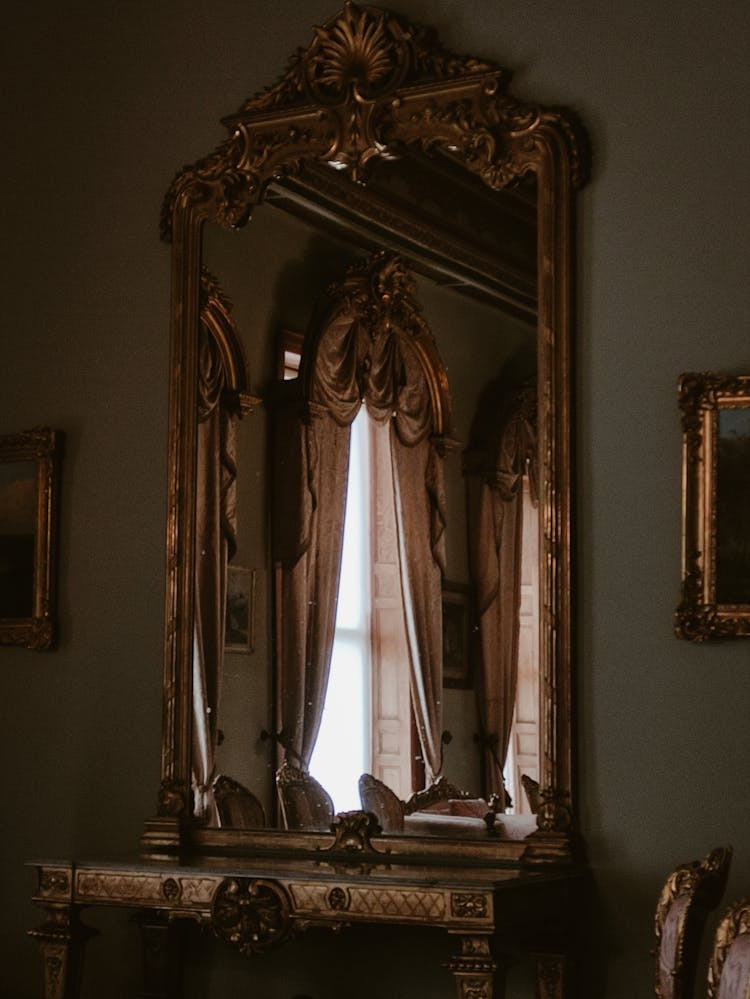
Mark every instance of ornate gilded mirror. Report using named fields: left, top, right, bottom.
left=145, top=2, right=588, bottom=866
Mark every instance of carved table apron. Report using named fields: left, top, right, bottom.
left=29, top=856, right=581, bottom=998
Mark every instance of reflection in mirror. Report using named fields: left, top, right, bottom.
left=198, top=175, right=539, bottom=834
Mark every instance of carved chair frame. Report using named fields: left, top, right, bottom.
left=653, top=846, right=732, bottom=999
left=707, top=897, right=750, bottom=999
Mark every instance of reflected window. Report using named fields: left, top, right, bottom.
left=310, top=406, right=371, bottom=811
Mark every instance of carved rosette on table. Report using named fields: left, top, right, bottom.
left=211, top=878, right=292, bottom=956
left=451, top=894, right=490, bottom=920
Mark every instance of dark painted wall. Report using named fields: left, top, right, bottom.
left=2, top=2, right=748, bottom=996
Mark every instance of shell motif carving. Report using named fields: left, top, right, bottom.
left=162, top=2, right=588, bottom=238
left=211, top=878, right=291, bottom=956
left=240, top=2, right=497, bottom=115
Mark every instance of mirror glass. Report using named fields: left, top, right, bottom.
left=197, top=156, right=541, bottom=834
left=154, top=2, right=586, bottom=858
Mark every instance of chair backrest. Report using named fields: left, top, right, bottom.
left=707, top=898, right=750, bottom=999
left=521, top=773, right=540, bottom=814
left=402, top=775, right=473, bottom=815
left=213, top=774, right=265, bottom=829
left=358, top=773, right=405, bottom=833
left=654, top=846, right=733, bottom=999
left=276, top=761, right=335, bottom=831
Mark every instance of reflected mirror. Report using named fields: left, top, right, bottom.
left=149, top=3, right=587, bottom=863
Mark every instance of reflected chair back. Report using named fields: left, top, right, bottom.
left=213, top=774, right=266, bottom=829
left=276, top=761, right=335, bottom=831
left=358, top=773, right=405, bottom=833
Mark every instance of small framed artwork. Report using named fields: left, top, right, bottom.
left=675, top=373, right=750, bottom=640
left=0, top=428, right=63, bottom=649
left=442, top=581, right=472, bottom=688
left=224, top=565, right=256, bottom=653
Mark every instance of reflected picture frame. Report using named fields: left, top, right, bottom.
left=675, top=373, right=750, bottom=641
left=224, top=565, right=256, bottom=653
left=442, top=581, right=472, bottom=688
left=0, top=428, right=63, bottom=649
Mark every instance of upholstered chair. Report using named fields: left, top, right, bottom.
left=653, top=846, right=732, bottom=999
left=707, top=897, right=750, bottom=999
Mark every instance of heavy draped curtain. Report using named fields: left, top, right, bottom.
left=465, top=381, right=536, bottom=800
left=273, top=294, right=446, bottom=779
left=193, top=327, right=238, bottom=819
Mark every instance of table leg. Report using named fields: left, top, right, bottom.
left=446, top=933, right=505, bottom=999
left=28, top=905, right=96, bottom=999
left=134, top=910, right=185, bottom=999
left=535, top=953, right=570, bottom=999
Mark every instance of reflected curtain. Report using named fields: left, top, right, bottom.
left=273, top=282, right=446, bottom=777
left=388, top=346, right=446, bottom=783
left=193, top=328, right=238, bottom=819
left=465, top=381, right=536, bottom=799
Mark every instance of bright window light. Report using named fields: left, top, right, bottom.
left=310, top=407, right=371, bottom=812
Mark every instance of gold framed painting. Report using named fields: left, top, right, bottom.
left=0, top=428, right=63, bottom=649
left=675, top=373, right=750, bottom=640
left=224, top=565, right=256, bottom=653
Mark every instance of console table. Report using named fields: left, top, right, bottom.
left=29, top=851, right=581, bottom=999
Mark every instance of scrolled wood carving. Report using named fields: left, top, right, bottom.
left=161, top=2, right=587, bottom=240
left=328, top=810, right=383, bottom=853
left=157, top=778, right=189, bottom=817
left=451, top=894, right=489, bottom=920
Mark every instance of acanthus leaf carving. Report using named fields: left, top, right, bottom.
left=158, top=778, right=189, bottom=817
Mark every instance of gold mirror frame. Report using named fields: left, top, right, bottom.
left=147, top=3, right=588, bottom=863
left=0, top=427, right=62, bottom=650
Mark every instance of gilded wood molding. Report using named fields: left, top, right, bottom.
left=675, top=372, right=750, bottom=641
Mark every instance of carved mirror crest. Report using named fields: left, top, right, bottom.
left=147, top=2, right=588, bottom=866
